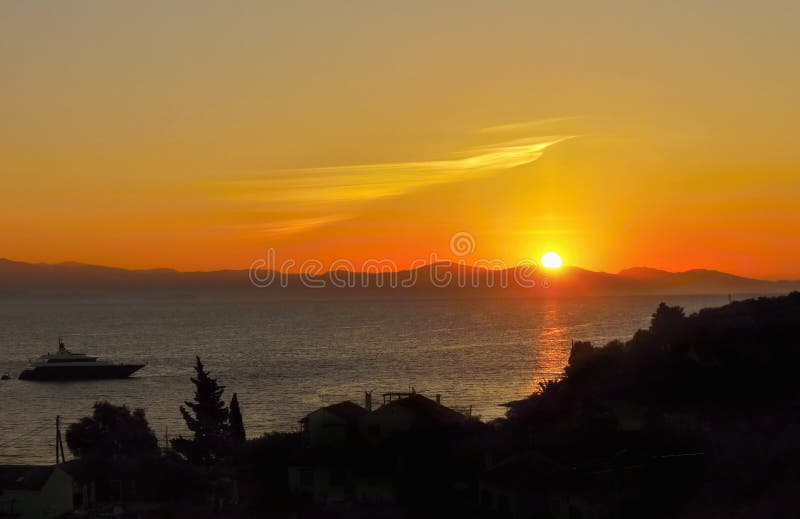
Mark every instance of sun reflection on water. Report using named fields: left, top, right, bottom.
left=528, top=300, right=571, bottom=396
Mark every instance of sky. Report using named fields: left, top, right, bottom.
left=2, top=1, right=799, bottom=278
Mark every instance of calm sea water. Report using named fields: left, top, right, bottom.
left=0, top=293, right=735, bottom=464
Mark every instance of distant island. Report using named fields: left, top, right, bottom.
left=1, top=258, right=798, bottom=297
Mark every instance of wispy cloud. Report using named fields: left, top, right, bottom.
left=219, top=123, right=574, bottom=237
left=228, top=135, right=571, bottom=205
left=226, top=214, right=350, bottom=236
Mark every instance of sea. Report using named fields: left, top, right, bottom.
left=0, top=293, right=740, bottom=464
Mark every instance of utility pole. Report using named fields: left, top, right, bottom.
left=55, top=415, right=66, bottom=465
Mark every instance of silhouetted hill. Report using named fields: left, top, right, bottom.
left=649, top=268, right=775, bottom=294
left=0, top=258, right=798, bottom=296
left=617, top=266, right=673, bottom=280
left=502, top=292, right=800, bottom=516
left=0, top=258, right=248, bottom=290
left=508, top=291, right=800, bottom=418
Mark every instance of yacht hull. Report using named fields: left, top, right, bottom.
left=18, top=364, right=145, bottom=381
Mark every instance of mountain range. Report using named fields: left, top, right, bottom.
left=0, top=258, right=798, bottom=297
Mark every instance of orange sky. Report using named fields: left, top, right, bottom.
left=2, top=2, right=799, bottom=279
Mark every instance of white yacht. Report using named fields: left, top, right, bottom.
left=18, top=338, right=145, bottom=381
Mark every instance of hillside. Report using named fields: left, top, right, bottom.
left=0, top=258, right=798, bottom=296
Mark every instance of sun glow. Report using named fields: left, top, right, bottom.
left=541, top=251, right=563, bottom=269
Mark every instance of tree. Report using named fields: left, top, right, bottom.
left=66, top=401, right=159, bottom=461
left=172, top=356, right=230, bottom=464
left=650, top=303, right=687, bottom=348
left=565, top=340, right=595, bottom=376
left=229, top=393, right=246, bottom=447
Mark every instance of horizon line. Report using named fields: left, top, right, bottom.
left=1, top=257, right=796, bottom=283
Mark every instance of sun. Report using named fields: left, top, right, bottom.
left=540, top=251, right=563, bottom=269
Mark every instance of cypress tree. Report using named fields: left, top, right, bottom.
left=173, top=356, right=229, bottom=464
left=229, top=393, right=246, bottom=447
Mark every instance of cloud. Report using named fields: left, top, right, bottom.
left=218, top=125, right=574, bottom=237
left=228, top=135, right=571, bottom=204
left=225, top=214, right=351, bottom=236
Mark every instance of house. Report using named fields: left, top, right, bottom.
left=358, top=393, right=467, bottom=443
left=299, top=401, right=368, bottom=448
left=290, top=392, right=471, bottom=505
left=290, top=400, right=368, bottom=503
left=0, top=465, right=73, bottom=519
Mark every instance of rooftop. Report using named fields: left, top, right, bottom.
left=377, top=393, right=466, bottom=424
left=300, top=401, right=368, bottom=423
left=0, top=465, right=57, bottom=491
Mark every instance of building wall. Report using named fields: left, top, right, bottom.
left=306, top=409, right=350, bottom=447
left=0, top=490, right=37, bottom=519
left=1, top=468, right=73, bottom=519
left=355, top=476, right=396, bottom=504
left=288, top=466, right=350, bottom=503
left=358, top=406, right=416, bottom=443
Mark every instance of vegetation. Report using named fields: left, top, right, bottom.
left=65, top=401, right=159, bottom=461
left=60, top=293, right=800, bottom=517
left=229, top=392, right=246, bottom=448
left=172, top=356, right=232, bottom=465
left=502, top=292, right=800, bottom=516
left=508, top=292, right=800, bottom=425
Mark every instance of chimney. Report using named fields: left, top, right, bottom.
left=435, top=394, right=441, bottom=406
left=365, top=391, right=372, bottom=412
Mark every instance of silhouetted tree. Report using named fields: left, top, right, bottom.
left=650, top=302, right=686, bottom=345
left=566, top=340, right=595, bottom=376
left=66, top=401, right=159, bottom=461
left=172, top=356, right=229, bottom=464
left=229, top=393, right=246, bottom=447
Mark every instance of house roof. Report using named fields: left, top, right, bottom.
left=377, top=394, right=466, bottom=425
left=300, top=401, right=368, bottom=423
left=0, top=465, right=58, bottom=491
